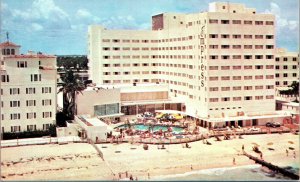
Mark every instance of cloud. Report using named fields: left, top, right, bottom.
left=31, top=23, right=44, bottom=31
left=265, top=2, right=299, bottom=32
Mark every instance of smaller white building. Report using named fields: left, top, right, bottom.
left=74, top=115, right=113, bottom=142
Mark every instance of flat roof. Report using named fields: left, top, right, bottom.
left=77, top=115, right=108, bottom=127
left=121, top=99, right=183, bottom=106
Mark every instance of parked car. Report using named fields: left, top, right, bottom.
left=266, top=122, right=281, bottom=128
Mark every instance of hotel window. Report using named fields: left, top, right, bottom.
left=113, top=47, right=120, bottom=51
left=233, top=66, right=241, bottom=70
left=244, top=86, right=253, bottom=90
left=26, top=113, right=36, bottom=119
left=132, top=71, right=140, bottom=75
left=266, top=21, right=274, bottom=25
left=255, top=35, right=263, bottom=39
left=209, top=66, right=218, bottom=70
left=1, top=75, right=9, bottom=82
left=244, top=96, right=252, bottom=100
left=221, top=76, right=230, bottom=80
left=275, top=73, right=280, bottom=77
left=283, top=73, right=288, bottom=77
left=244, top=45, right=252, bottom=49
left=283, top=65, right=288, bottom=69
left=255, top=65, right=263, bottom=69
left=266, top=65, right=274, bottom=69
left=43, top=124, right=51, bottom=130
left=10, top=101, right=20, bottom=107
left=221, top=20, right=229, bottom=24
left=266, top=35, right=274, bottom=39
left=103, top=47, right=110, bottom=50
left=10, top=113, right=21, bottom=120
left=255, top=96, right=264, bottom=100
left=11, top=126, right=21, bottom=132
left=27, top=125, right=37, bottom=131
left=293, top=57, right=297, bottom=61
left=266, top=55, right=274, bottom=59
left=255, top=75, right=263, bottom=80
left=255, top=21, right=263, bottom=25
left=232, top=20, right=241, bottom=24
left=103, top=56, right=110, bottom=59
left=232, top=55, right=241, bottom=59
left=210, top=55, right=218, bottom=59
left=232, top=45, right=241, bottom=49
left=123, top=72, right=130, bottom=75
left=104, top=72, right=110, bottom=75
left=42, top=87, right=51, bottom=93
left=122, top=47, right=130, bottom=51
left=122, top=39, right=130, bottom=43
left=112, top=39, right=120, bottom=43
left=221, top=66, right=230, bottom=70
left=221, top=97, right=230, bottom=101
left=244, top=20, right=252, bottom=24
left=266, top=75, right=274, bottom=79
left=133, top=63, right=139, bottom=67
left=244, top=76, right=252, bottom=80
left=255, top=55, right=263, bottom=59
left=142, top=40, right=149, bottom=43
left=209, top=87, right=218, bottom=91
left=30, top=74, right=41, bottom=82
left=17, top=61, right=27, bottom=68
left=266, top=95, right=274, bottom=99
left=292, top=65, right=297, bottom=69
left=26, top=88, right=35, bottom=94
left=233, top=97, right=241, bottom=101
left=232, top=35, right=241, bottom=39
left=209, top=34, right=218, bottom=38
left=209, top=19, right=218, bottom=24
left=244, top=55, right=252, bottom=59
left=244, top=35, right=252, bottom=39
left=113, top=64, right=120, bottom=67
left=43, top=112, right=52, bottom=118
left=10, top=88, right=20, bottom=95
left=293, top=73, right=297, bottom=77
left=102, top=39, right=110, bottom=42
left=142, top=47, right=149, bottom=51
left=266, top=85, right=274, bottom=89
left=233, top=86, right=241, bottom=90
left=209, top=76, right=218, bottom=81
left=221, top=45, right=230, bottom=49
left=26, top=100, right=36, bottom=106
left=42, top=99, right=52, bottom=106
left=233, top=76, right=241, bottom=80
left=276, top=81, right=280, bottom=85
left=221, top=55, right=230, bottom=59
left=283, top=81, right=288, bottom=85
left=275, top=65, right=280, bottom=69
left=221, top=87, right=230, bottom=91
left=209, top=45, right=218, bottom=49
left=283, top=57, right=288, bottom=61
left=103, top=64, right=110, bottom=67
left=209, top=98, right=219, bottom=102
left=266, top=45, right=274, bottom=49
left=255, top=45, right=263, bottom=49
left=104, top=80, right=111, bottom=84
left=275, top=58, right=280, bottom=61
left=221, top=34, right=229, bottom=38
left=255, top=86, right=263, bottom=90
left=132, top=40, right=139, bottom=43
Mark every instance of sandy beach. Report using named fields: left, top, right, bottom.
left=1, top=133, right=299, bottom=180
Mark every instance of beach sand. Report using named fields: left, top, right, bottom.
left=1, top=133, right=299, bottom=180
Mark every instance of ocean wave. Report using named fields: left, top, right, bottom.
left=152, top=164, right=261, bottom=180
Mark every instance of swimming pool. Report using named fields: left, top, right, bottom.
left=115, top=124, right=185, bottom=134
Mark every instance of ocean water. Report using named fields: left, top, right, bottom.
left=152, top=164, right=299, bottom=181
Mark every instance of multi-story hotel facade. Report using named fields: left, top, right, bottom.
left=275, top=48, right=299, bottom=88
left=88, top=2, right=290, bottom=127
left=0, top=41, right=57, bottom=133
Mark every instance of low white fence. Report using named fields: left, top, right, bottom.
left=1, top=136, right=83, bottom=147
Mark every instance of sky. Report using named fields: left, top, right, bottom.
left=1, top=0, right=299, bottom=55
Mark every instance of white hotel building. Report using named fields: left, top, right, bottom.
left=0, top=41, right=57, bottom=133
left=88, top=2, right=290, bottom=127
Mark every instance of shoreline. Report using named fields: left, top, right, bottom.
left=1, top=133, right=299, bottom=181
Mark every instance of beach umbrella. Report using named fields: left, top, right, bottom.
left=288, top=141, right=294, bottom=144
left=267, top=142, right=273, bottom=145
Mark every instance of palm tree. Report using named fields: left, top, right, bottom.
left=58, top=70, right=86, bottom=119
left=279, top=81, right=299, bottom=102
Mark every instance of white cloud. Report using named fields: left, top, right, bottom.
left=265, top=2, right=299, bottom=32
left=31, top=23, right=44, bottom=31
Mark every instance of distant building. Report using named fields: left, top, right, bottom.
left=0, top=41, right=57, bottom=133
left=275, top=48, right=299, bottom=88
left=88, top=2, right=288, bottom=128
